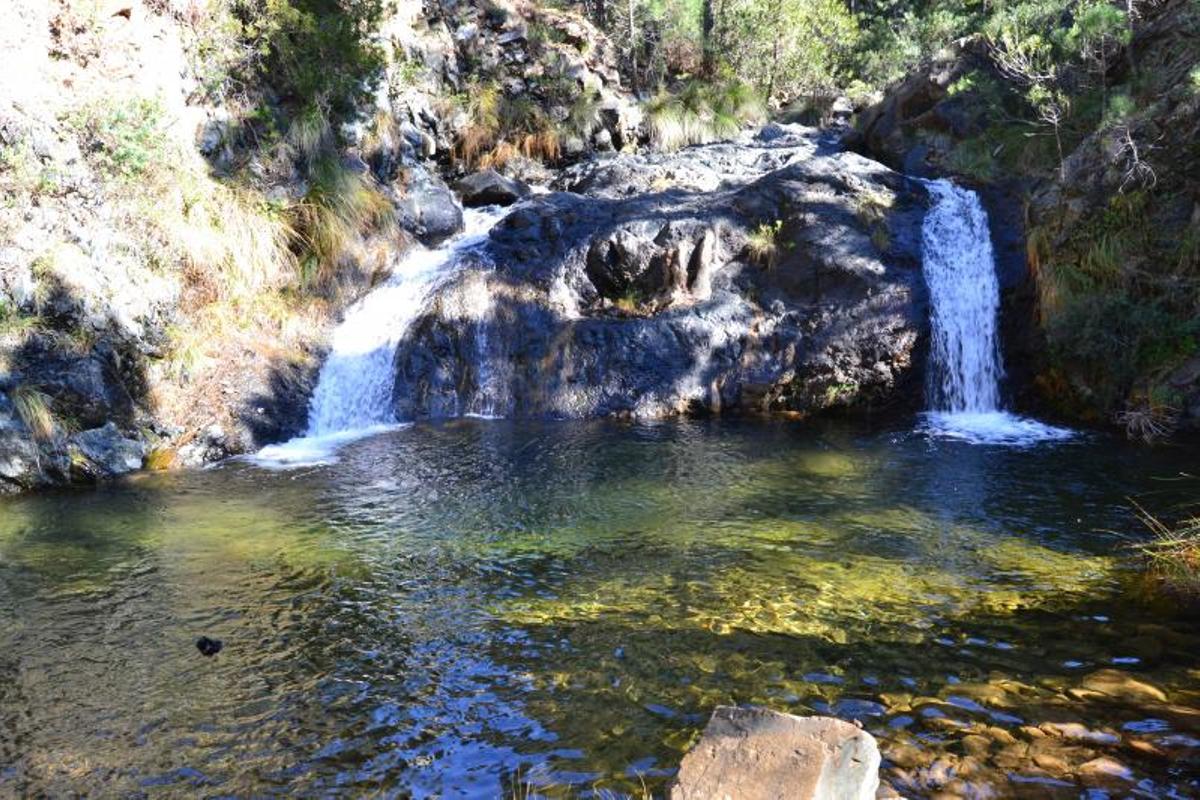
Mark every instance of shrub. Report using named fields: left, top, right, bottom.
left=227, top=0, right=388, bottom=119
left=746, top=220, right=783, bottom=268
left=73, top=97, right=169, bottom=180
left=1044, top=292, right=1196, bottom=412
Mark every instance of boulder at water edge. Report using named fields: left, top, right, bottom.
left=456, top=169, right=531, bottom=207
left=669, top=706, right=881, bottom=800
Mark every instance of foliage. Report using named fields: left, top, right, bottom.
left=746, top=220, right=783, bottom=268
left=225, top=0, right=390, bottom=119
left=644, top=79, right=765, bottom=150
left=720, top=0, right=860, bottom=101
left=72, top=97, right=170, bottom=180
left=1044, top=292, right=1196, bottom=413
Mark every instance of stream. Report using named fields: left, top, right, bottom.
left=2, top=155, right=1198, bottom=797
left=1, top=420, right=1198, bottom=797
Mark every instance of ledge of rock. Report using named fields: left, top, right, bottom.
left=394, top=125, right=928, bottom=420
left=670, top=706, right=881, bottom=800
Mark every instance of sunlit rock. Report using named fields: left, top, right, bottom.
left=669, top=706, right=880, bottom=800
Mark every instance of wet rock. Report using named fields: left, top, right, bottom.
left=456, top=169, right=531, bottom=207
left=395, top=129, right=927, bottom=420
left=195, top=636, right=223, bottom=656
left=395, top=166, right=464, bottom=246
left=1077, top=756, right=1135, bottom=788
left=960, top=734, right=991, bottom=758
left=0, top=424, right=40, bottom=492
left=1073, top=669, right=1169, bottom=705
left=73, top=422, right=145, bottom=478
left=1038, top=722, right=1119, bottom=746
left=669, top=706, right=880, bottom=800
left=832, top=698, right=888, bottom=720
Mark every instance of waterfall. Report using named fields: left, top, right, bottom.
left=920, top=180, right=1072, bottom=445
left=253, top=207, right=505, bottom=466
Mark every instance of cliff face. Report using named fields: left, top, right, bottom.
left=0, top=0, right=641, bottom=493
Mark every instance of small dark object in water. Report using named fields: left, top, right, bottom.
left=196, top=636, right=223, bottom=657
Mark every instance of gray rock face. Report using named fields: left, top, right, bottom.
left=73, top=422, right=145, bottom=478
left=393, top=125, right=927, bottom=420
left=456, top=169, right=531, bottom=207
left=669, top=707, right=881, bottom=800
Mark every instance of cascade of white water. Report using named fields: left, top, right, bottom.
left=920, top=180, right=1072, bottom=445
left=922, top=180, right=1005, bottom=412
left=253, top=206, right=504, bottom=466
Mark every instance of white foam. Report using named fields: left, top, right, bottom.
left=248, top=424, right=406, bottom=469
left=919, top=411, right=1076, bottom=446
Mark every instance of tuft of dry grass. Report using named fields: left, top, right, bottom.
left=519, top=129, right=561, bottom=162
left=292, top=157, right=395, bottom=288
left=1134, top=504, right=1200, bottom=596
left=11, top=384, right=58, bottom=441
left=1115, top=401, right=1179, bottom=443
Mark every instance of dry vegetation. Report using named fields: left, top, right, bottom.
left=1135, top=504, right=1200, bottom=597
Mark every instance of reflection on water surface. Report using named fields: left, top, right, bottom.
left=1, top=419, right=1198, bottom=797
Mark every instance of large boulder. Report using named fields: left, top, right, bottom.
left=456, top=169, right=531, bottom=207
left=395, top=166, right=464, bottom=246
left=393, top=125, right=927, bottom=420
left=72, top=422, right=144, bottom=479
left=669, top=707, right=881, bottom=800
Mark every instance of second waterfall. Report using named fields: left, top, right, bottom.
left=920, top=180, right=1072, bottom=445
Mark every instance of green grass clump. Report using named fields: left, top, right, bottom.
left=292, top=156, right=394, bottom=289
left=644, top=80, right=766, bottom=152
left=1135, top=508, right=1200, bottom=597
left=746, top=220, right=783, bottom=268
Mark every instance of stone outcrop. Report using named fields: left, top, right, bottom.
left=846, top=37, right=985, bottom=177
left=393, top=125, right=927, bottom=420
left=382, top=0, right=644, bottom=173
left=669, top=707, right=881, bottom=800
left=456, top=169, right=532, bottom=207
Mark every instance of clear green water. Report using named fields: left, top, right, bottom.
left=1, top=419, right=1198, bottom=798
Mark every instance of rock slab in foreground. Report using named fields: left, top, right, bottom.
left=670, top=706, right=880, bottom=800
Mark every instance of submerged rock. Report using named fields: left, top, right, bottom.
left=394, top=125, right=927, bottom=420
left=669, top=706, right=881, bottom=800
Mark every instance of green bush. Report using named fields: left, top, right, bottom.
left=73, top=97, right=169, bottom=180
left=1045, top=293, right=1197, bottom=411
left=228, top=0, right=389, bottom=120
